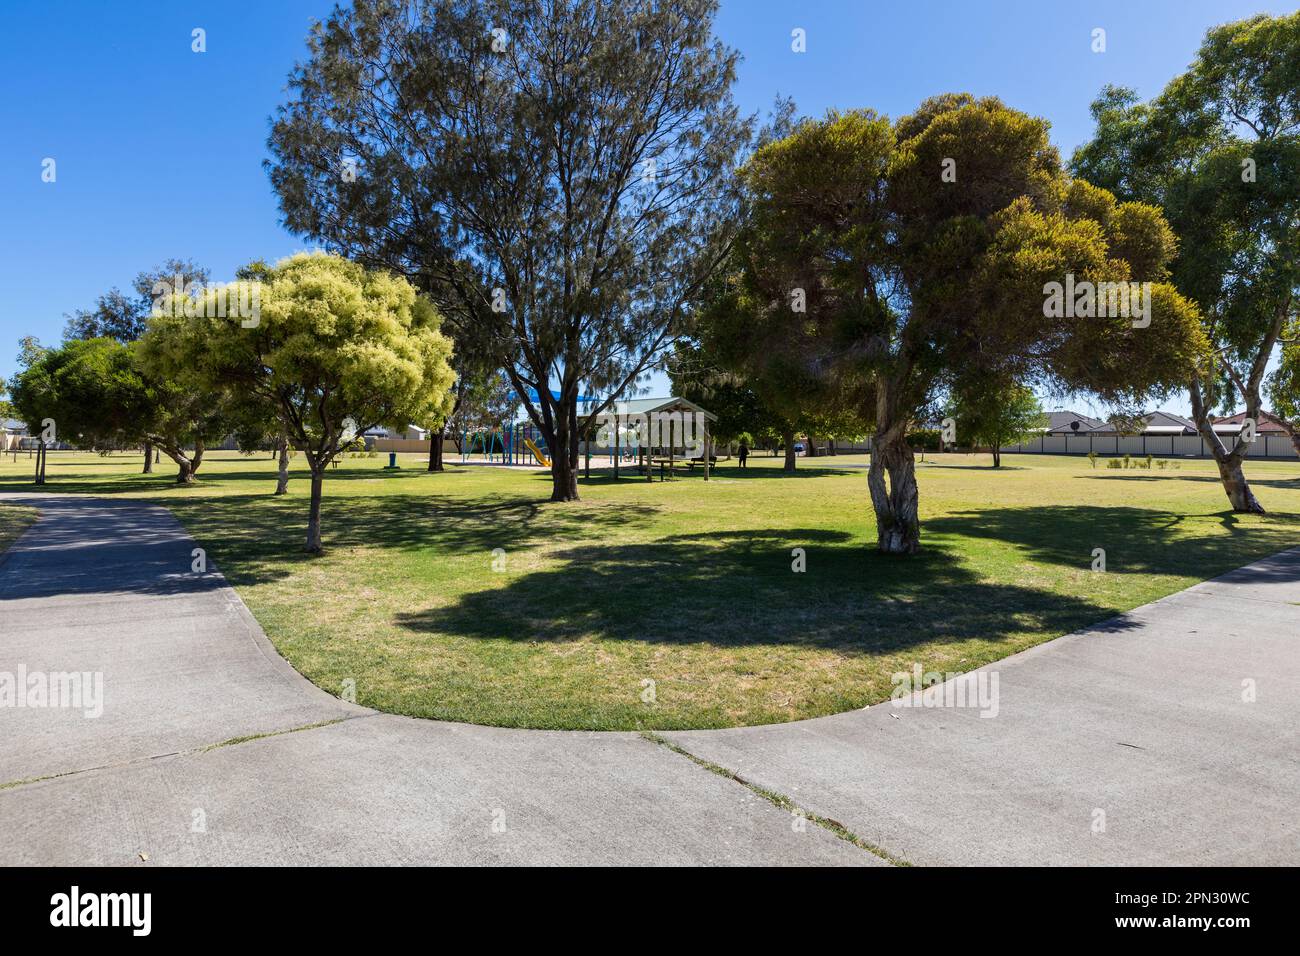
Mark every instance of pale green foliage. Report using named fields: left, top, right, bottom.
left=141, top=252, right=455, bottom=472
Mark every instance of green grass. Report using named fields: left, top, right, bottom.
left=4, top=447, right=1299, bottom=730
left=0, top=500, right=38, bottom=557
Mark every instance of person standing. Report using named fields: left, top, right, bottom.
left=738, top=440, right=749, bottom=469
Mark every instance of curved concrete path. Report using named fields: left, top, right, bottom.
left=1, top=493, right=1296, bottom=865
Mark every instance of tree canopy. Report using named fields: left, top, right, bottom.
left=141, top=252, right=456, bottom=551
left=266, top=0, right=752, bottom=501
left=1072, top=11, right=1300, bottom=511
left=708, top=97, right=1204, bottom=552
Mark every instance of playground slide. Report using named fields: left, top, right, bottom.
left=524, top=437, right=551, bottom=467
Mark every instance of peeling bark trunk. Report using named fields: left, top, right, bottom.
left=867, top=428, right=920, bottom=554
left=782, top=429, right=796, bottom=472
left=306, top=470, right=324, bottom=553
left=1217, top=457, right=1264, bottom=512
left=1189, top=375, right=1264, bottom=514
left=275, top=434, right=290, bottom=495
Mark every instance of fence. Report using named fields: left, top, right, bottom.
left=370, top=437, right=429, bottom=454
left=998, top=433, right=1299, bottom=460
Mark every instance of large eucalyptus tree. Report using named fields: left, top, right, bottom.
left=705, top=98, right=1205, bottom=553
left=266, top=0, right=751, bottom=500
left=1073, top=12, right=1300, bottom=512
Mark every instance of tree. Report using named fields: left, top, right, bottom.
left=266, top=0, right=750, bottom=502
left=948, top=380, right=1046, bottom=468
left=1072, top=13, right=1300, bottom=512
left=11, top=337, right=232, bottom=485
left=145, top=252, right=455, bottom=552
left=0, top=374, right=14, bottom=423
left=668, top=341, right=776, bottom=448
left=16, top=336, right=47, bottom=371
left=713, top=100, right=1204, bottom=553
left=430, top=357, right=515, bottom=472
left=684, top=270, right=867, bottom=472
left=63, top=259, right=211, bottom=473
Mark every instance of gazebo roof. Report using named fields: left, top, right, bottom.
left=595, top=396, right=717, bottom=422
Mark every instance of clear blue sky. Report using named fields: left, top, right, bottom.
left=2, top=0, right=1294, bottom=414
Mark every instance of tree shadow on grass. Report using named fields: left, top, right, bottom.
left=0, top=458, right=471, bottom=497
left=394, top=527, right=1141, bottom=652
left=927, top=505, right=1300, bottom=579
left=1076, top=472, right=1300, bottom=490
left=164, top=489, right=665, bottom=590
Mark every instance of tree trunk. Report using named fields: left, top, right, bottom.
left=782, top=429, right=796, bottom=472
left=428, top=431, right=445, bottom=472
left=867, top=429, right=920, bottom=554
left=176, top=461, right=196, bottom=484
left=548, top=401, right=581, bottom=501
left=142, top=441, right=154, bottom=474
left=551, top=449, right=579, bottom=500
left=992, top=448, right=1001, bottom=468
left=275, top=434, right=290, bottom=495
left=34, top=441, right=46, bottom=485
left=1189, top=375, right=1264, bottom=514
left=1216, top=456, right=1263, bottom=512
left=306, top=470, right=325, bottom=553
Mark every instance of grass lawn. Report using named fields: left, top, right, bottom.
left=3, top=447, right=1298, bottom=729
left=0, top=501, right=39, bottom=557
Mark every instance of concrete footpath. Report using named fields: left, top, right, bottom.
left=1, top=494, right=1296, bottom=865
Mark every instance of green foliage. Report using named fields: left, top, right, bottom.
left=142, top=252, right=456, bottom=474
left=64, top=259, right=209, bottom=344
left=907, top=428, right=941, bottom=451
left=9, top=339, right=148, bottom=450
left=140, top=252, right=455, bottom=549
left=266, top=0, right=751, bottom=499
left=8, top=336, right=231, bottom=480
left=1073, top=13, right=1300, bottom=450
left=948, top=382, right=1046, bottom=459
left=703, top=95, right=1204, bottom=549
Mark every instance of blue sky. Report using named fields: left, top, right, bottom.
left=2, top=0, right=1294, bottom=415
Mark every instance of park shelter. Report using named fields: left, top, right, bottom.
left=580, top=396, right=718, bottom=479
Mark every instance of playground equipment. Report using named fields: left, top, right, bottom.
left=459, top=421, right=551, bottom=466
left=523, top=437, right=550, bottom=468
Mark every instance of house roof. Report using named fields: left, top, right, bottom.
left=1212, top=410, right=1289, bottom=434
left=1, top=418, right=27, bottom=432
left=1144, top=410, right=1198, bottom=431
left=1088, top=410, right=1198, bottom=435
left=1043, top=410, right=1106, bottom=434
